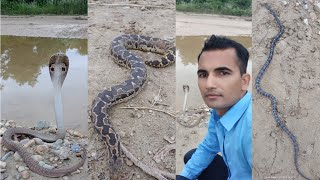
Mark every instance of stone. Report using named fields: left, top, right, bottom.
left=0, top=161, right=6, bottom=169
left=31, top=155, right=44, bottom=162
left=125, top=158, right=133, bottom=166
left=0, top=168, right=6, bottom=173
left=36, top=121, right=50, bottom=130
left=52, top=147, right=70, bottom=160
left=18, top=166, right=26, bottom=172
left=71, top=144, right=80, bottom=153
left=21, top=170, right=30, bottom=179
left=0, top=127, right=7, bottom=134
left=73, top=131, right=84, bottom=138
left=23, top=139, right=35, bottom=147
left=34, top=145, right=49, bottom=155
left=33, top=138, right=44, bottom=145
left=14, top=152, right=22, bottom=161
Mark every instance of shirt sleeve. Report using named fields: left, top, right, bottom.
left=180, top=115, right=220, bottom=179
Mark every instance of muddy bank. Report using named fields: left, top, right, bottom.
left=1, top=16, right=87, bottom=39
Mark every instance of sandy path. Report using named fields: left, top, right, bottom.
left=1, top=16, right=87, bottom=39
left=176, top=12, right=252, bottom=36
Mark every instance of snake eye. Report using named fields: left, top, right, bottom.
left=50, top=67, right=54, bottom=71
left=62, top=67, right=66, bottom=71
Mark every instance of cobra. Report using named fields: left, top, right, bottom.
left=2, top=53, right=86, bottom=177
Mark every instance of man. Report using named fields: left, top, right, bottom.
left=177, top=35, right=252, bottom=180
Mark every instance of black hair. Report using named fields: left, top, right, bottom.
left=197, top=35, right=249, bottom=75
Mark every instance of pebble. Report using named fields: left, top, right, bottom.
left=19, top=139, right=30, bottom=145
left=14, top=152, right=22, bottom=161
left=118, top=131, right=126, bottom=138
left=73, top=131, right=84, bottom=138
left=63, top=176, right=69, bottom=180
left=125, top=158, right=133, bottom=166
left=0, top=161, right=6, bottom=169
left=315, top=2, right=320, bottom=13
left=52, top=147, right=70, bottom=160
left=21, top=170, right=30, bottom=179
left=23, top=139, right=35, bottom=147
left=36, top=121, right=50, bottom=130
left=31, top=155, right=44, bottom=162
left=136, top=174, right=141, bottom=179
left=51, top=139, right=63, bottom=150
left=91, top=152, right=97, bottom=160
left=34, top=145, right=49, bottom=155
left=18, top=166, right=26, bottom=172
left=49, top=157, right=55, bottom=162
left=33, top=138, right=44, bottom=145
left=63, top=139, right=70, bottom=146
left=0, top=168, right=6, bottom=173
left=1, top=151, right=13, bottom=161
left=39, top=161, right=54, bottom=169
left=0, top=127, right=7, bottom=134
left=71, top=144, right=80, bottom=153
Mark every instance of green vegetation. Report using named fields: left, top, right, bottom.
left=1, top=0, right=87, bottom=15
left=176, top=0, right=251, bottom=16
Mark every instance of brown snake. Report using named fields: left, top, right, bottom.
left=91, top=35, right=175, bottom=173
left=2, top=53, right=86, bottom=177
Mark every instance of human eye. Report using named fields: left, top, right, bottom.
left=218, top=71, right=229, bottom=76
left=197, top=72, right=207, bottom=78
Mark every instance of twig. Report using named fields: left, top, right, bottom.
left=120, top=144, right=175, bottom=180
left=152, top=84, right=162, bottom=107
left=119, top=106, right=176, bottom=118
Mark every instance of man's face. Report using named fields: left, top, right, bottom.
left=197, top=48, right=249, bottom=116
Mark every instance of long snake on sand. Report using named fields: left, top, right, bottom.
left=3, top=53, right=86, bottom=177
left=255, top=4, right=313, bottom=180
left=91, top=34, right=175, bottom=172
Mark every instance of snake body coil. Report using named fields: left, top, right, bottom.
left=91, top=34, right=175, bottom=168
left=255, top=4, right=311, bottom=180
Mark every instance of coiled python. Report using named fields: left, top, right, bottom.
left=91, top=34, right=175, bottom=170
left=255, top=4, right=313, bottom=180
left=2, top=53, right=87, bottom=177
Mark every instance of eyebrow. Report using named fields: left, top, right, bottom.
left=197, top=67, right=233, bottom=74
left=214, top=67, right=232, bottom=72
left=197, top=69, right=207, bottom=75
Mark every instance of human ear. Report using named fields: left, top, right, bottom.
left=241, top=73, right=251, bottom=91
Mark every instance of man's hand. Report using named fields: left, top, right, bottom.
left=176, top=175, right=190, bottom=180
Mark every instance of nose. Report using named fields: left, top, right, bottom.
left=205, top=73, right=217, bottom=90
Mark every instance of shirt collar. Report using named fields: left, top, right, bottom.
left=211, top=91, right=252, bottom=131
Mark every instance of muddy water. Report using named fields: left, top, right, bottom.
left=176, top=36, right=252, bottom=110
left=1, top=36, right=88, bottom=133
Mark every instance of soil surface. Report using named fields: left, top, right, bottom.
left=252, top=1, right=320, bottom=179
left=87, top=0, right=175, bottom=180
left=1, top=16, right=87, bottom=39
left=176, top=12, right=252, bottom=36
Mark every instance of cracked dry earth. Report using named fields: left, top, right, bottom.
left=87, top=0, right=176, bottom=179
left=252, top=0, right=320, bottom=179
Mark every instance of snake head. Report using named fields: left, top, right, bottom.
left=49, top=52, right=69, bottom=87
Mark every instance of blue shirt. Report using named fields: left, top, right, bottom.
left=181, top=92, right=252, bottom=180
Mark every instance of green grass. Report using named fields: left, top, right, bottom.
left=1, top=0, right=87, bottom=15
left=176, top=2, right=251, bottom=16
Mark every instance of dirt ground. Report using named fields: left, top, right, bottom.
left=252, top=1, right=320, bottom=179
left=87, top=0, right=175, bottom=180
left=176, top=12, right=252, bottom=36
left=1, top=16, right=87, bottom=39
